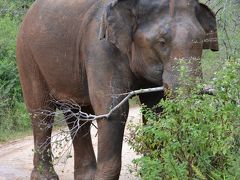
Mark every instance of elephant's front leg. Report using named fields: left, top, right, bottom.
left=91, top=94, right=129, bottom=180
left=85, top=44, right=132, bottom=179
left=64, top=106, right=97, bottom=180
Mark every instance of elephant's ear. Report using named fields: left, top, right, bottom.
left=99, top=0, right=137, bottom=55
left=196, top=3, right=219, bottom=51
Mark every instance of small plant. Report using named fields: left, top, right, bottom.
left=128, top=59, right=240, bottom=179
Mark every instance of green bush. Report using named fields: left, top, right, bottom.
left=0, top=4, right=31, bottom=141
left=0, top=16, right=22, bottom=102
left=128, top=59, right=240, bottom=179
left=0, top=0, right=34, bottom=22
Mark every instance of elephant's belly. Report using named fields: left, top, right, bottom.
left=49, top=88, right=91, bottom=106
left=47, top=79, right=91, bottom=106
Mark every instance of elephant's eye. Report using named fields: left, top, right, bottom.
left=158, top=38, right=166, bottom=47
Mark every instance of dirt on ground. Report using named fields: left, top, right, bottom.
left=0, top=107, right=141, bottom=180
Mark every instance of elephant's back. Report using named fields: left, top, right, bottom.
left=16, top=0, right=102, bottom=105
left=19, top=0, right=99, bottom=45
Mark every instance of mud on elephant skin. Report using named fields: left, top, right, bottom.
left=16, top=0, right=218, bottom=179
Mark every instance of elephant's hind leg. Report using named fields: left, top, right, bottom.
left=26, top=93, right=58, bottom=180
left=17, top=46, right=59, bottom=179
left=64, top=106, right=97, bottom=180
left=31, top=107, right=58, bottom=180
left=25, top=95, right=59, bottom=180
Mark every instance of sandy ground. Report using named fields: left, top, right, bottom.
left=0, top=107, right=141, bottom=180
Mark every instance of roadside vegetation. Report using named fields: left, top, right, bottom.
left=0, top=0, right=34, bottom=142
left=128, top=0, right=240, bottom=179
left=128, top=59, right=240, bottom=179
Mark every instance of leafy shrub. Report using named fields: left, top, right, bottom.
left=128, top=59, right=240, bottom=179
left=0, top=7, right=30, bottom=141
left=0, top=0, right=34, bottom=22
left=0, top=16, right=22, bottom=101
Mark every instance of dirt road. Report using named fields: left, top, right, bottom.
left=0, top=107, right=141, bottom=180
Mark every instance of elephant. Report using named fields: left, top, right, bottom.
left=16, top=0, right=218, bottom=179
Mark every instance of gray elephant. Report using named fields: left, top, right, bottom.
left=16, top=0, right=218, bottom=179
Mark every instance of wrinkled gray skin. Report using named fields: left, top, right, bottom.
left=16, top=0, right=218, bottom=179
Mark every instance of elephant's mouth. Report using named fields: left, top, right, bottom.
left=144, top=66, right=163, bottom=85
left=147, top=75, right=163, bottom=86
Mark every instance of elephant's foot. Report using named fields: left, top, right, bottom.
left=31, top=168, right=59, bottom=180
left=75, top=167, right=96, bottom=180
left=94, top=165, right=121, bottom=180
left=94, top=172, right=120, bottom=180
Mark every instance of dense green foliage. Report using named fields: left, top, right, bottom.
left=129, top=59, right=240, bottom=179
left=0, top=0, right=33, bottom=21
left=0, top=0, right=34, bottom=141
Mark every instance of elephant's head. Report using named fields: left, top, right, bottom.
left=99, top=0, right=218, bottom=90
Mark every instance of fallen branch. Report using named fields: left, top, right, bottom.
left=93, top=86, right=165, bottom=120
left=34, top=86, right=165, bottom=166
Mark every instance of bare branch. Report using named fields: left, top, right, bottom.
left=33, top=86, right=165, bottom=167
